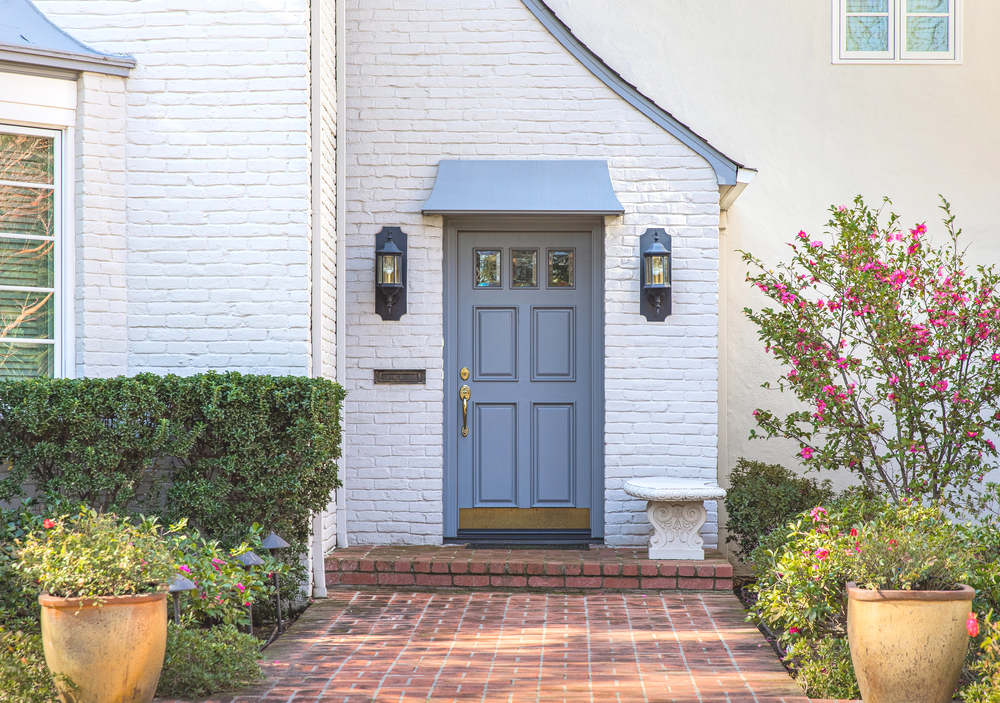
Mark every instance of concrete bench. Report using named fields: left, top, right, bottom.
left=623, top=477, right=726, bottom=560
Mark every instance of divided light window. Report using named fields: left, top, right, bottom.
left=0, top=126, right=61, bottom=378
left=834, top=0, right=960, bottom=63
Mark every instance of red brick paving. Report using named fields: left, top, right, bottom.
left=327, top=546, right=733, bottom=593
left=165, top=589, right=808, bottom=703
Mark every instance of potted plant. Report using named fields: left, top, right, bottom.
left=16, top=509, right=177, bottom=703
left=845, top=506, right=978, bottom=703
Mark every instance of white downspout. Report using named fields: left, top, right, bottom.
left=309, top=0, right=327, bottom=598
left=334, top=0, right=349, bottom=550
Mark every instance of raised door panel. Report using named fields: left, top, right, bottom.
left=475, top=403, right=517, bottom=506
left=531, top=306, right=575, bottom=381
left=474, top=306, right=517, bottom=381
left=532, top=403, right=575, bottom=505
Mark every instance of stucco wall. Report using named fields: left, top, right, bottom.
left=544, top=0, right=1000, bottom=554
left=35, top=0, right=314, bottom=375
left=344, top=0, right=721, bottom=546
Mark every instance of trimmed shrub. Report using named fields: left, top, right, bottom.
left=161, top=372, right=344, bottom=546
left=724, top=458, right=834, bottom=560
left=0, top=372, right=344, bottom=547
left=0, top=374, right=193, bottom=512
left=156, top=624, right=262, bottom=699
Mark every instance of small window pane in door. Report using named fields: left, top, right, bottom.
left=511, top=249, right=538, bottom=288
left=474, top=249, right=501, bottom=288
left=547, top=249, right=575, bottom=288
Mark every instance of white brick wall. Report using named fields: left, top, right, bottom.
left=37, top=0, right=314, bottom=375
left=344, top=0, right=720, bottom=546
left=75, top=72, right=129, bottom=377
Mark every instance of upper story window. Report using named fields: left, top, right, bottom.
left=0, top=126, right=64, bottom=378
left=833, top=0, right=961, bottom=63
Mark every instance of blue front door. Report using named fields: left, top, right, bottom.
left=454, top=229, right=594, bottom=535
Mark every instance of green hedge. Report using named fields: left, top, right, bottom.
left=724, top=457, right=835, bottom=561
left=0, top=372, right=344, bottom=546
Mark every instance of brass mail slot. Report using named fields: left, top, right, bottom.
left=373, top=369, right=426, bottom=384
left=459, top=507, right=590, bottom=531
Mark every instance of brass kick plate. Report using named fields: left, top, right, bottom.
left=459, top=508, right=590, bottom=530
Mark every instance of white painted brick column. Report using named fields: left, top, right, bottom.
left=75, top=71, right=128, bottom=377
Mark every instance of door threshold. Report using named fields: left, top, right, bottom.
left=448, top=529, right=597, bottom=546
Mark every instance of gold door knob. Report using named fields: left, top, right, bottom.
left=460, top=384, right=471, bottom=437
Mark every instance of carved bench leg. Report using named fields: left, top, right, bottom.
left=647, top=500, right=707, bottom=560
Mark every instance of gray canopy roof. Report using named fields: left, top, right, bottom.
left=0, top=0, right=134, bottom=76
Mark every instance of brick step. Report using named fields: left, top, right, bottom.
left=325, top=546, right=732, bottom=592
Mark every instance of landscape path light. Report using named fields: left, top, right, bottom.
left=261, top=531, right=290, bottom=632
left=236, top=550, right=265, bottom=635
left=167, top=574, right=196, bottom=625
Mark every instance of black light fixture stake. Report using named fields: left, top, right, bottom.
left=167, top=574, right=197, bottom=625
left=260, top=531, right=290, bottom=633
left=235, top=550, right=265, bottom=636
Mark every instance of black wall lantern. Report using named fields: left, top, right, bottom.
left=375, top=226, right=407, bottom=320
left=640, top=228, right=672, bottom=321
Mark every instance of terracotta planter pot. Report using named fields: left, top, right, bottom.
left=39, top=592, right=167, bottom=703
left=846, top=581, right=973, bottom=703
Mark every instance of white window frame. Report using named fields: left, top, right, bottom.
left=832, top=0, right=962, bottom=64
left=0, top=123, right=75, bottom=378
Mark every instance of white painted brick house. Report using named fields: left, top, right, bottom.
left=3, top=0, right=992, bottom=588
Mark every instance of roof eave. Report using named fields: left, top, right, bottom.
left=0, top=43, right=135, bottom=76
left=520, top=0, right=753, bottom=190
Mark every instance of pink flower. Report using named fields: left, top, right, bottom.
left=809, top=506, right=827, bottom=521
left=801, top=447, right=814, bottom=460
left=888, top=374, right=899, bottom=386
left=849, top=528, right=858, bottom=537
left=235, top=582, right=245, bottom=592
left=993, top=353, right=1000, bottom=362
left=789, top=627, right=801, bottom=635
left=814, top=548, right=830, bottom=561
left=968, top=431, right=978, bottom=438
left=42, top=519, right=55, bottom=530
left=244, top=601, right=251, bottom=607
left=967, top=612, right=979, bottom=638
left=837, top=205, right=847, bottom=212
left=810, top=241, right=823, bottom=248
left=178, top=565, right=192, bottom=574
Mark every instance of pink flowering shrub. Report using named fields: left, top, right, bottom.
left=167, top=523, right=285, bottom=628
left=743, top=197, right=1000, bottom=508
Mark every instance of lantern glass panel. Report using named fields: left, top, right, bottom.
left=645, top=254, right=669, bottom=287
left=378, top=253, right=401, bottom=285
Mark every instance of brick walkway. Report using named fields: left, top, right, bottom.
left=182, top=588, right=808, bottom=703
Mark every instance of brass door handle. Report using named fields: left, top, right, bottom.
left=460, top=384, right=471, bottom=437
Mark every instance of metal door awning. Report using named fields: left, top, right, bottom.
left=422, top=159, right=624, bottom=215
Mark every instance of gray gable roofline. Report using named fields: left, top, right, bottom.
left=521, top=0, right=752, bottom=189
left=0, top=0, right=135, bottom=77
